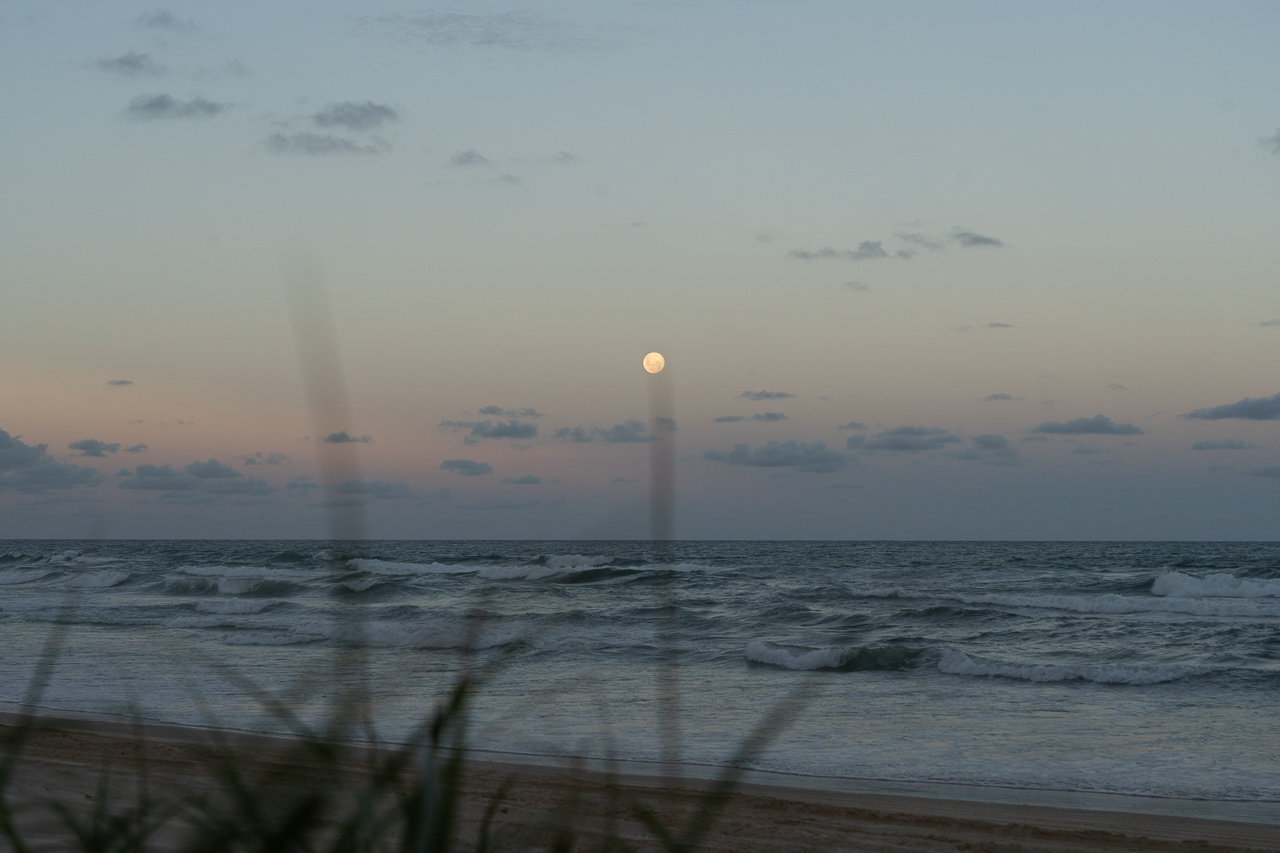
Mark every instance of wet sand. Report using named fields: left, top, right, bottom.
left=3, top=709, right=1279, bottom=852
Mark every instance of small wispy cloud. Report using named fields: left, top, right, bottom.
left=440, top=458, right=493, bottom=476
left=787, top=241, right=913, bottom=261
left=94, top=52, right=165, bottom=76
left=323, top=431, right=372, bottom=444
left=1259, top=319, right=1280, bottom=327
left=1185, top=392, right=1280, bottom=421
left=136, top=9, right=199, bottom=32
left=265, top=132, right=386, bottom=156
left=449, top=149, right=494, bottom=168
left=741, top=390, right=794, bottom=401
left=952, top=229, right=1005, bottom=248
left=313, top=101, right=398, bottom=131
left=1261, top=129, right=1280, bottom=155
left=895, top=232, right=945, bottom=251
left=982, top=393, right=1019, bottom=401
left=703, top=440, right=848, bottom=474
left=862, top=426, right=962, bottom=453
left=554, top=420, right=656, bottom=443
left=439, top=419, right=538, bottom=444
left=713, top=415, right=745, bottom=423
left=1192, top=440, right=1255, bottom=451
left=124, top=444, right=148, bottom=453
left=845, top=281, right=870, bottom=292
left=753, top=412, right=787, bottom=422
left=502, top=475, right=543, bottom=485
left=106, top=379, right=134, bottom=386
left=126, top=94, right=227, bottom=120
left=68, top=440, right=120, bottom=458
left=1031, top=415, right=1143, bottom=435
left=478, top=406, right=543, bottom=418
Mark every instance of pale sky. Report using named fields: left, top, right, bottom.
left=3, top=1, right=1280, bottom=539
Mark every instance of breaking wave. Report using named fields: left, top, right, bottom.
left=1152, top=571, right=1280, bottom=599
left=938, top=650, right=1202, bottom=685
left=67, top=571, right=130, bottom=588
left=0, top=570, right=54, bottom=585
left=745, top=641, right=923, bottom=671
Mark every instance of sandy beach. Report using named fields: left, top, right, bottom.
left=3, top=709, right=1278, bottom=853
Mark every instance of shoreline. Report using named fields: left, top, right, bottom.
left=5, top=703, right=1279, bottom=851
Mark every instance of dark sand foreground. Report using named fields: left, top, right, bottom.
left=3, top=710, right=1278, bottom=852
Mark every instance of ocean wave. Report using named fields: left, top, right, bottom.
left=165, top=575, right=300, bottom=596
left=175, top=565, right=314, bottom=580
left=745, top=641, right=923, bottom=672
left=221, top=632, right=321, bottom=646
left=347, top=558, right=476, bottom=575
left=46, top=550, right=80, bottom=563
left=72, top=556, right=119, bottom=565
left=67, top=571, right=130, bottom=589
left=1152, top=571, right=1280, bottom=599
left=958, top=592, right=1280, bottom=618
left=0, top=570, right=54, bottom=585
left=938, top=650, right=1201, bottom=685
left=542, top=554, right=613, bottom=569
left=196, top=599, right=275, bottom=614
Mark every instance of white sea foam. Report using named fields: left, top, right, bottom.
left=196, top=599, right=273, bottom=614
left=0, top=570, right=54, bottom=585
left=72, top=556, right=119, bottom=565
left=1152, top=571, right=1280, bottom=599
left=67, top=571, right=130, bottom=589
left=347, top=558, right=475, bottom=575
left=46, top=550, right=79, bottom=563
left=745, top=641, right=855, bottom=670
left=958, top=592, right=1280, bottom=618
left=477, top=565, right=562, bottom=581
left=938, top=650, right=1200, bottom=685
left=175, top=565, right=312, bottom=580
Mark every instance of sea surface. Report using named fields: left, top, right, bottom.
left=2, top=540, right=1278, bottom=810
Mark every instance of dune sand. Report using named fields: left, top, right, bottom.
left=3, top=709, right=1278, bottom=852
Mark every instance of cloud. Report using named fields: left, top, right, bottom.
left=323, top=431, right=372, bottom=443
left=242, top=452, right=290, bottom=465
left=1262, top=129, right=1280, bottom=155
left=478, top=406, right=543, bottom=418
left=503, top=475, right=543, bottom=485
left=741, top=390, right=794, bottom=401
left=948, top=434, right=1018, bottom=463
left=1109, top=383, right=1130, bottom=391
left=126, top=94, right=227, bottom=120
left=124, top=444, right=148, bottom=453
left=454, top=497, right=541, bottom=510
left=0, top=430, right=104, bottom=493
left=119, top=464, right=201, bottom=491
left=787, top=241, right=913, bottom=261
left=1251, top=466, right=1280, bottom=479
left=837, top=421, right=865, bottom=430
left=987, top=322, right=1014, bottom=329
left=713, top=415, right=745, bottom=423
left=1259, top=319, right=1280, bottom=327
left=551, top=151, right=582, bottom=164
left=264, top=133, right=385, bottom=156
left=845, top=281, right=869, bottom=292
left=703, top=440, right=847, bottom=473
left=137, top=9, right=198, bottom=32
left=982, top=393, right=1017, bottom=401
left=69, top=439, right=120, bottom=457
left=202, top=477, right=273, bottom=496
left=286, top=476, right=320, bottom=492
left=106, top=379, right=134, bottom=386
left=553, top=420, right=654, bottom=443
left=439, top=420, right=538, bottom=443
left=334, top=479, right=414, bottom=499
left=753, top=412, right=787, bottom=422
left=449, top=149, right=494, bottom=168
left=1192, top=440, right=1255, bottom=451
left=952, top=229, right=1005, bottom=248
left=184, top=459, right=240, bottom=479
left=1185, top=392, right=1280, bottom=421
left=94, top=52, right=165, bottom=76
left=895, top=232, right=945, bottom=251
left=1031, top=415, right=1143, bottom=435
left=863, top=426, right=962, bottom=453
left=846, top=435, right=865, bottom=450
left=353, top=11, right=588, bottom=51
left=313, top=101, right=398, bottom=131
left=440, top=458, right=492, bottom=476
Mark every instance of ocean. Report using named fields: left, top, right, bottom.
left=2, top=540, right=1278, bottom=815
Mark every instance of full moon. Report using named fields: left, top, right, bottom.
left=642, top=352, right=665, bottom=374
